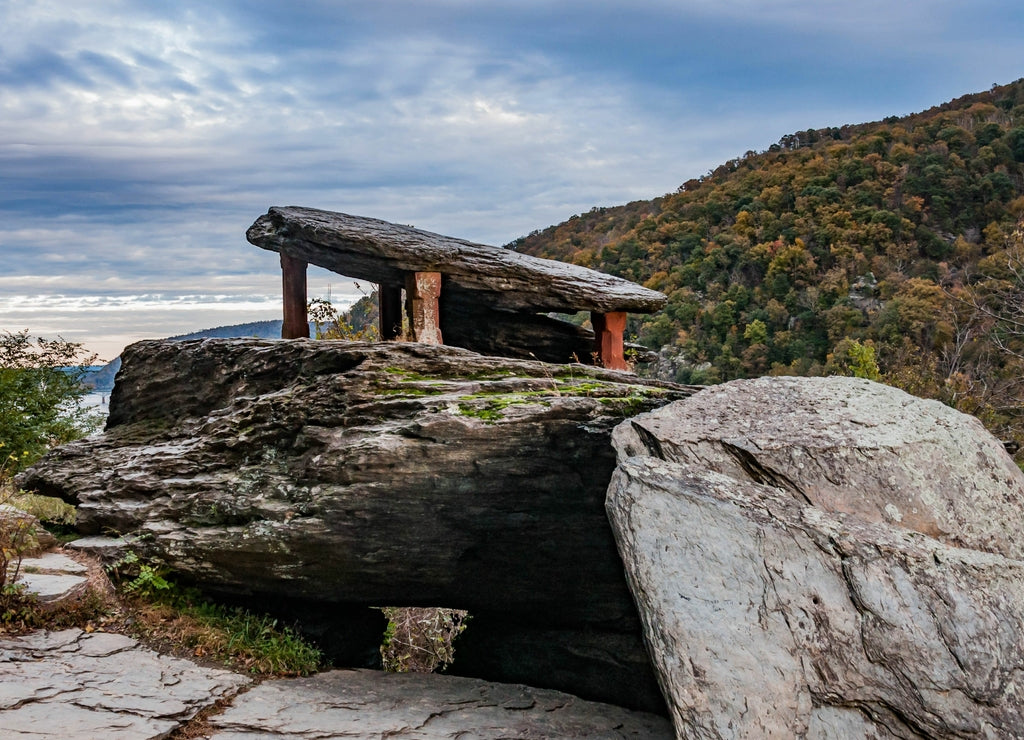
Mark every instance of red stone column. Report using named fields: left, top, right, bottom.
left=281, top=253, right=309, bottom=339
left=405, top=272, right=443, bottom=344
left=379, top=284, right=403, bottom=340
left=592, top=311, right=628, bottom=371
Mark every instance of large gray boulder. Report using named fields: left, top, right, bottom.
left=612, top=375, right=1024, bottom=559
left=608, top=377, right=1024, bottom=737
left=19, top=337, right=695, bottom=712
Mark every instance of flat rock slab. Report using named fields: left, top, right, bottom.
left=21, top=551, right=89, bottom=574
left=247, top=206, right=667, bottom=314
left=0, top=628, right=250, bottom=739
left=209, top=668, right=673, bottom=739
left=66, top=535, right=132, bottom=566
left=13, top=571, right=89, bottom=602
left=13, top=551, right=91, bottom=603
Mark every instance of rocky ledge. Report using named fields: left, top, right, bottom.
left=18, top=337, right=696, bottom=712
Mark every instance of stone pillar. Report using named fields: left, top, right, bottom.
left=379, top=284, right=403, bottom=340
left=592, top=311, right=628, bottom=371
left=281, top=253, right=309, bottom=339
left=404, top=272, right=443, bottom=345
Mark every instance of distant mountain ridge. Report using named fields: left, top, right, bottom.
left=167, top=320, right=286, bottom=342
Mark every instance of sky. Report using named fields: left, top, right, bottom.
left=2, top=0, right=1023, bottom=361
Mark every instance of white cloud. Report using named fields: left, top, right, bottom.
left=1, top=0, right=1022, bottom=356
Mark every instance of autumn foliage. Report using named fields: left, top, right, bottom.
left=513, top=79, right=1024, bottom=452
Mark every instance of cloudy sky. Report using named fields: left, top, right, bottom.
left=2, top=0, right=1022, bottom=360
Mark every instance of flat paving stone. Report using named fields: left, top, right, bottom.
left=0, top=629, right=250, bottom=739
left=66, top=536, right=132, bottom=565
left=209, top=668, right=673, bottom=739
left=0, top=630, right=670, bottom=739
left=12, top=571, right=88, bottom=601
left=11, top=551, right=95, bottom=603
left=20, top=552, right=89, bottom=574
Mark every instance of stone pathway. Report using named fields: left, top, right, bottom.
left=207, top=668, right=672, bottom=739
left=0, top=628, right=249, bottom=739
left=2, top=545, right=672, bottom=738
left=0, top=629, right=672, bottom=739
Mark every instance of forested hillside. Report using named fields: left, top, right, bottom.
left=513, top=78, right=1024, bottom=449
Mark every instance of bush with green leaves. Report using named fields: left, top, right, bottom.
left=0, top=330, right=102, bottom=477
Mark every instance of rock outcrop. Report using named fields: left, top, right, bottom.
left=247, top=206, right=666, bottom=366
left=19, top=337, right=696, bottom=712
left=608, top=376, right=1024, bottom=738
left=247, top=206, right=667, bottom=314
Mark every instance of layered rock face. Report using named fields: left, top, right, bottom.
left=608, top=376, right=1024, bottom=737
left=19, top=338, right=695, bottom=712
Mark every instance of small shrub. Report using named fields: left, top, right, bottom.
left=0, top=480, right=39, bottom=593
left=107, top=549, right=172, bottom=597
left=0, top=331, right=103, bottom=476
left=308, top=295, right=380, bottom=341
left=380, top=606, right=469, bottom=673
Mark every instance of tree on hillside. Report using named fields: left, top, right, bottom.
left=0, top=331, right=101, bottom=478
left=963, top=220, right=1024, bottom=361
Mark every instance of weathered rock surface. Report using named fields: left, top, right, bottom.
left=0, top=628, right=249, bottom=739
left=613, top=375, right=1024, bottom=559
left=247, top=206, right=667, bottom=314
left=608, top=377, right=1024, bottom=738
left=18, top=337, right=696, bottom=711
left=209, top=668, right=674, bottom=739
left=608, top=456, right=1024, bottom=738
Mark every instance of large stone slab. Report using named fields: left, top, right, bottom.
left=0, top=629, right=249, bottom=739
left=247, top=206, right=667, bottom=314
left=607, top=455, right=1024, bottom=738
left=209, top=668, right=673, bottom=739
left=613, top=375, right=1024, bottom=559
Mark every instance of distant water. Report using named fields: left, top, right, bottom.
left=83, top=390, right=110, bottom=422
